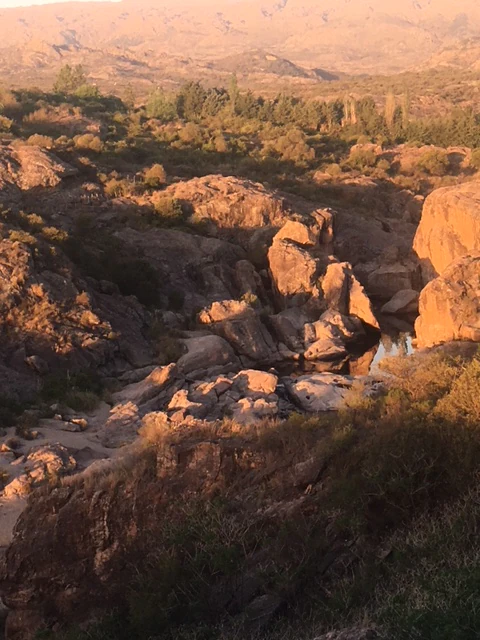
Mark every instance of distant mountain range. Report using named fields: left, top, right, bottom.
left=1, top=0, right=480, bottom=90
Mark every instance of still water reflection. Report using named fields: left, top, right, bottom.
left=369, top=333, right=414, bottom=374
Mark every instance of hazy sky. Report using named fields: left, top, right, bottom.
left=0, top=0, right=119, bottom=6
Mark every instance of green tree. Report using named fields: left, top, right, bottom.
left=385, top=91, right=396, bottom=131
left=146, top=89, right=177, bottom=121
left=124, top=83, right=136, bottom=112
left=176, top=82, right=207, bottom=120
left=228, top=73, right=240, bottom=114
left=54, top=64, right=87, bottom=93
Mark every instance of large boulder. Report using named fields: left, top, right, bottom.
left=164, top=175, right=288, bottom=233
left=366, top=262, right=420, bottom=299
left=268, top=236, right=321, bottom=301
left=268, top=217, right=333, bottom=304
left=198, top=300, right=278, bottom=364
left=415, top=255, right=480, bottom=348
left=0, top=144, right=77, bottom=202
left=284, top=373, right=353, bottom=412
left=111, top=364, right=179, bottom=407
left=115, top=227, right=246, bottom=316
left=3, top=444, right=76, bottom=498
left=414, top=182, right=480, bottom=282
left=177, top=334, right=240, bottom=377
left=322, top=262, right=379, bottom=330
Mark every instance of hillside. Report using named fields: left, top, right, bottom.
left=2, top=40, right=480, bottom=639
left=212, top=49, right=338, bottom=80
left=1, top=0, right=480, bottom=88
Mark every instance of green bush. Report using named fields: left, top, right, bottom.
left=104, top=178, right=139, bottom=198
left=74, top=133, right=104, bottom=153
left=0, top=115, right=13, bottom=132
left=324, top=162, right=342, bottom=177
left=348, top=147, right=377, bottom=170
left=9, top=230, right=37, bottom=247
left=152, top=197, right=185, bottom=227
left=27, top=134, right=54, bottom=149
left=144, top=164, right=167, bottom=188
left=416, top=148, right=449, bottom=176
left=470, top=148, right=480, bottom=170
left=42, top=371, right=103, bottom=405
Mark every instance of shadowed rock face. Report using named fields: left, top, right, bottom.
left=414, top=182, right=480, bottom=283
left=0, top=238, right=152, bottom=398
left=0, top=437, right=266, bottom=639
left=415, top=255, right=480, bottom=348
left=0, top=418, right=380, bottom=640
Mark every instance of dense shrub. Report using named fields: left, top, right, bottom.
left=348, top=147, right=377, bottom=170
left=26, top=134, right=54, bottom=149
left=144, top=164, right=167, bottom=188
left=470, top=148, right=480, bottom=170
left=0, top=115, right=13, bottom=132
left=73, top=133, right=104, bottom=153
left=152, top=197, right=185, bottom=227
left=104, top=178, right=139, bottom=198
left=416, top=148, right=449, bottom=176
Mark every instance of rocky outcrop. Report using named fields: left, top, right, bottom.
left=116, top=226, right=246, bottom=316
left=415, top=255, right=480, bottom=348
left=177, top=334, right=240, bottom=378
left=165, top=175, right=289, bottom=236
left=0, top=421, right=367, bottom=639
left=0, top=144, right=77, bottom=203
left=0, top=239, right=152, bottom=397
left=268, top=216, right=332, bottom=303
left=284, top=373, right=354, bottom=412
left=268, top=220, right=378, bottom=332
left=198, top=300, right=280, bottom=365
left=3, top=444, right=76, bottom=499
left=322, top=262, right=379, bottom=329
left=414, top=182, right=480, bottom=282
left=364, top=261, right=421, bottom=299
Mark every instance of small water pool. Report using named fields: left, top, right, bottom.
left=369, top=333, right=415, bottom=374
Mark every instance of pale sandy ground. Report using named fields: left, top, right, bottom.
left=0, top=401, right=114, bottom=550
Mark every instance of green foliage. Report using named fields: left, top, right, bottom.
left=264, top=128, right=315, bottom=164
left=470, top=148, right=480, bottom=170
left=54, top=65, right=87, bottom=94
left=42, top=370, right=103, bottom=406
left=348, top=146, right=377, bottom=170
left=73, top=133, right=104, bottom=153
left=144, top=163, right=167, bottom=188
left=0, top=115, right=13, bottom=132
left=74, top=84, right=101, bottom=100
left=152, top=197, right=185, bottom=227
left=104, top=177, right=139, bottom=198
left=0, top=395, right=24, bottom=428
left=324, top=162, right=342, bottom=177
left=9, top=229, right=37, bottom=246
left=416, top=148, right=450, bottom=176
left=146, top=89, right=177, bottom=122
left=27, top=134, right=54, bottom=149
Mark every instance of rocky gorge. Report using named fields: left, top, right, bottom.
left=1, top=142, right=480, bottom=639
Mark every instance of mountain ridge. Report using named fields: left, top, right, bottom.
left=1, top=0, right=480, bottom=85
